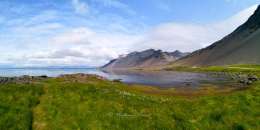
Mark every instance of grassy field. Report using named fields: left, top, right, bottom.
left=164, top=64, right=260, bottom=76
left=0, top=83, right=43, bottom=130
left=0, top=73, right=259, bottom=130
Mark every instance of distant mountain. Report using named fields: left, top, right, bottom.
left=0, top=66, right=94, bottom=69
left=102, top=49, right=189, bottom=70
left=173, top=5, right=260, bottom=67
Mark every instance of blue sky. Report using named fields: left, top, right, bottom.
left=0, top=0, right=259, bottom=67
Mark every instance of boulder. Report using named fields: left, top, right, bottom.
left=248, top=75, right=258, bottom=81
left=113, top=79, right=122, bottom=83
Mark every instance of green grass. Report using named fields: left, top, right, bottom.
left=230, top=64, right=260, bottom=69
left=164, top=64, right=260, bottom=76
left=0, top=74, right=259, bottom=130
left=0, top=83, right=43, bottom=130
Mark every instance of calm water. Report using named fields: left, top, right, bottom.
left=0, top=68, right=103, bottom=77
left=0, top=68, right=235, bottom=88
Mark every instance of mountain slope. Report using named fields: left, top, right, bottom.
left=102, top=49, right=189, bottom=70
left=173, top=5, right=260, bottom=66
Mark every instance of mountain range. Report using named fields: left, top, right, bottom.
left=103, top=5, right=260, bottom=69
left=102, top=49, right=189, bottom=70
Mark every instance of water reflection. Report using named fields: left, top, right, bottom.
left=101, top=69, right=234, bottom=88
left=0, top=68, right=235, bottom=88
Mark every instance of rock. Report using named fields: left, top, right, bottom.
left=239, top=75, right=256, bottom=85
left=184, top=82, right=191, bottom=86
left=239, top=79, right=246, bottom=84
left=39, top=75, right=48, bottom=78
left=239, top=79, right=250, bottom=85
left=248, top=75, right=258, bottom=81
left=113, top=79, right=122, bottom=83
left=0, top=75, right=50, bottom=84
left=247, top=80, right=253, bottom=85
left=0, top=77, right=9, bottom=84
left=59, top=73, right=106, bottom=81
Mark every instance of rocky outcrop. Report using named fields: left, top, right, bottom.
left=238, top=74, right=258, bottom=85
left=0, top=75, right=48, bottom=84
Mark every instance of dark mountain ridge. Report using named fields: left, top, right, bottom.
left=173, top=5, right=260, bottom=66
left=102, top=49, right=189, bottom=70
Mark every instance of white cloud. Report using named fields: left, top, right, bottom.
left=72, top=0, right=89, bottom=14
left=7, top=10, right=57, bottom=25
left=11, top=23, right=63, bottom=37
left=6, top=26, right=142, bottom=67
left=50, top=27, right=94, bottom=45
left=133, top=23, right=209, bottom=52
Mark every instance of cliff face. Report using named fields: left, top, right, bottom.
left=173, top=5, right=260, bottom=66
left=102, top=49, right=189, bottom=70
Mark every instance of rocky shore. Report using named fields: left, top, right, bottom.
left=0, top=73, right=108, bottom=84
left=238, top=74, right=259, bottom=85
left=0, top=75, right=48, bottom=84
left=210, top=72, right=259, bottom=86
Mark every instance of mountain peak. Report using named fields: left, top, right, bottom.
left=172, top=50, right=182, bottom=55
left=246, top=5, right=260, bottom=27
left=233, top=5, right=260, bottom=34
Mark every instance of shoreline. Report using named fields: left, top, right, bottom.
left=0, top=72, right=257, bottom=96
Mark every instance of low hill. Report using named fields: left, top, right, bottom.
left=173, top=5, right=260, bottom=66
left=102, top=49, right=189, bottom=70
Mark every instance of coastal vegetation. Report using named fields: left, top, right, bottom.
left=0, top=69, right=259, bottom=130
left=164, top=64, right=260, bottom=75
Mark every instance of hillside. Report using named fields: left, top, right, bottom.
left=173, top=5, right=260, bottom=67
left=102, top=49, right=189, bottom=70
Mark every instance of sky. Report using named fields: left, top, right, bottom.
left=0, top=0, right=259, bottom=67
